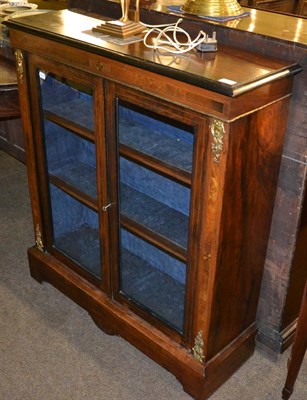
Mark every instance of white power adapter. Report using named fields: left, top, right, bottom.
left=196, top=32, right=217, bottom=52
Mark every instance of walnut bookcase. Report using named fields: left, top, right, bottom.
left=6, top=10, right=301, bottom=400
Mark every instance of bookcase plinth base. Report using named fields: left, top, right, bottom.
left=27, top=246, right=256, bottom=400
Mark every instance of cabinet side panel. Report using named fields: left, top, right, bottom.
left=282, top=190, right=307, bottom=329
left=206, top=97, right=290, bottom=360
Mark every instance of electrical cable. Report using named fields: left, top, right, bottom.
left=142, top=18, right=210, bottom=54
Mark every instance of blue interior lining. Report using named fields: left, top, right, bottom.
left=119, top=105, right=194, bottom=173
left=120, top=183, right=189, bottom=249
left=120, top=229, right=186, bottom=284
left=120, top=229, right=186, bottom=331
left=49, top=184, right=101, bottom=277
left=120, top=157, right=190, bottom=215
left=44, top=120, right=97, bottom=198
left=40, top=74, right=94, bottom=130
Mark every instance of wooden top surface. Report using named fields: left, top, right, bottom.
left=5, top=9, right=301, bottom=97
left=152, top=3, right=307, bottom=46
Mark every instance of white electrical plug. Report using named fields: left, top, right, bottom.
left=196, top=32, right=217, bottom=53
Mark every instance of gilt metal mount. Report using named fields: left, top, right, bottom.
left=14, top=49, right=24, bottom=84
left=192, top=331, right=205, bottom=363
left=35, top=224, right=44, bottom=252
left=210, top=119, right=225, bottom=163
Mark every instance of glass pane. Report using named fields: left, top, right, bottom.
left=40, top=73, right=94, bottom=131
left=44, top=120, right=97, bottom=198
left=49, top=184, right=101, bottom=279
left=118, top=102, right=194, bottom=173
left=120, top=229, right=186, bottom=332
left=120, top=157, right=190, bottom=249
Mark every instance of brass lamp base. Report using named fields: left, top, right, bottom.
left=93, top=20, right=145, bottom=39
left=181, top=0, right=244, bottom=17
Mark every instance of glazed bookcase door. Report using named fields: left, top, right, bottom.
left=106, top=83, right=207, bottom=342
left=27, top=55, right=111, bottom=291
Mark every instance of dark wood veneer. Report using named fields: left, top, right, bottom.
left=8, top=10, right=301, bottom=400
left=5, top=10, right=301, bottom=97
